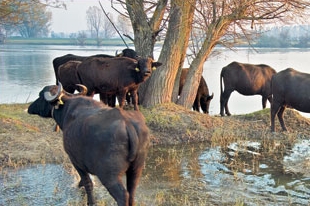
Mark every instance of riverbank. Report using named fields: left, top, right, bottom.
left=1, top=103, right=309, bottom=168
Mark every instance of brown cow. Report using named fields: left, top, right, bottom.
left=54, top=48, right=139, bottom=107
left=270, top=68, right=310, bottom=132
left=220, top=61, right=276, bottom=116
left=28, top=83, right=150, bottom=206
left=53, top=48, right=138, bottom=85
left=77, top=56, right=162, bottom=111
left=179, top=68, right=214, bottom=113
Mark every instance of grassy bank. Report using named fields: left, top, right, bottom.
left=1, top=103, right=310, bottom=168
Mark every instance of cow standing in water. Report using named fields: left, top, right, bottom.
left=220, top=61, right=276, bottom=116
left=271, top=68, right=310, bottom=132
left=28, top=83, right=150, bottom=206
left=179, top=68, right=214, bottom=113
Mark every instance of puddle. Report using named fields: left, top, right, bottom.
left=1, top=139, right=310, bottom=205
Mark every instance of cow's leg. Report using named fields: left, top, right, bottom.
left=131, top=90, right=139, bottom=111
left=262, top=96, right=268, bottom=109
left=267, top=95, right=273, bottom=106
left=277, top=106, right=287, bottom=131
left=101, top=177, right=129, bottom=206
left=108, top=94, right=116, bottom=107
left=193, top=98, right=199, bottom=112
left=100, top=93, right=109, bottom=105
left=73, top=165, right=95, bottom=205
left=117, top=91, right=127, bottom=109
left=126, top=165, right=143, bottom=206
left=220, top=89, right=233, bottom=116
left=270, top=101, right=281, bottom=132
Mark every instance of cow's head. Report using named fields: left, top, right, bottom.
left=134, top=57, right=162, bottom=78
left=116, top=48, right=139, bottom=59
left=200, top=92, right=214, bottom=114
left=28, top=83, right=87, bottom=118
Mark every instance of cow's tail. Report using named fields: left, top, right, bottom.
left=220, top=69, right=224, bottom=96
left=126, top=123, right=139, bottom=162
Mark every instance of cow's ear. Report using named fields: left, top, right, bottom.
left=152, top=62, right=162, bottom=69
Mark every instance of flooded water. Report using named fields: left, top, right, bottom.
left=1, top=45, right=310, bottom=205
left=1, top=139, right=310, bottom=205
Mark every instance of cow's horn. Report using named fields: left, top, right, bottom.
left=76, top=84, right=88, bottom=95
left=44, top=83, right=63, bottom=102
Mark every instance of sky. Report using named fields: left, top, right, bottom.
left=49, top=0, right=117, bottom=33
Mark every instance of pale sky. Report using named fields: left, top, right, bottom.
left=49, top=0, right=116, bottom=33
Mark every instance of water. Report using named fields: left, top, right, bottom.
left=0, top=44, right=130, bottom=103
left=1, top=140, right=310, bottom=205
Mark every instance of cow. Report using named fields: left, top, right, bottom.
left=270, top=68, right=310, bottom=132
left=53, top=48, right=138, bottom=85
left=179, top=68, right=214, bottom=113
left=53, top=48, right=138, bottom=107
left=220, top=61, right=276, bottom=116
left=28, top=83, right=150, bottom=206
left=76, top=56, right=162, bottom=111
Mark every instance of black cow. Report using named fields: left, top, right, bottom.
left=271, top=68, right=310, bottom=132
left=220, top=61, right=276, bottom=116
left=28, top=83, right=150, bottom=206
left=77, top=56, right=162, bottom=111
left=53, top=48, right=138, bottom=85
left=54, top=48, right=138, bottom=107
left=179, top=68, right=214, bottom=113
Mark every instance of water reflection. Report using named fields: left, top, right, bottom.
left=2, top=140, right=309, bottom=205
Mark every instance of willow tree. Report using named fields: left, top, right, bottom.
left=113, top=0, right=310, bottom=109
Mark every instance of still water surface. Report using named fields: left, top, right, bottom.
left=1, top=45, right=310, bottom=205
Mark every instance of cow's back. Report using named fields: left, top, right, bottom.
left=272, top=68, right=310, bottom=112
left=62, top=102, right=149, bottom=173
left=221, top=61, right=275, bottom=95
left=77, top=57, right=137, bottom=94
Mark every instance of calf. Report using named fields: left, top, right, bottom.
left=28, top=83, right=150, bottom=206
left=271, top=68, right=310, bottom=132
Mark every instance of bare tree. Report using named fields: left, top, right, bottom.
left=86, top=6, right=104, bottom=45
left=112, top=0, right=310, bottom=109
left=102, top=14, right=116, bottom=38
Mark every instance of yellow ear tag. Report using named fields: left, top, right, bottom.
left=152, top=66, right=156, bottom=71
left=135, top=68, right=140, bottom=72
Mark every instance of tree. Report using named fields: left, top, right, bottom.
left=86, top=6, right=103, bottom=45
left=0, top=0, right=64, bottom=38
left=113, top=0, right=310, bottom=110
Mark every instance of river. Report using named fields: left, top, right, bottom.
left=1, top=44, right=310, bottom=205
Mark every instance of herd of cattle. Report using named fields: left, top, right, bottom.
left=28, top=49, right=310, bottom=205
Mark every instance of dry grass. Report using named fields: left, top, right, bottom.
left=0, top=103, right=309, bottom=169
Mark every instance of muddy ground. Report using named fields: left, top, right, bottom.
left=0, top=103, right=310, bottom=168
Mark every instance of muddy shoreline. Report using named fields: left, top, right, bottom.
left=1, top=103, right=310, bottom=168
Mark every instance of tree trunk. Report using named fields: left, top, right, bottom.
left=139, top=0, right=195, bottom=107
left=177, top=19, right=231, bottom=109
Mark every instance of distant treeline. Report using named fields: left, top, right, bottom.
left=4, top=37, right=133, bottom=47
left=253, top=25, right=310, bottom=48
